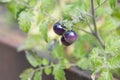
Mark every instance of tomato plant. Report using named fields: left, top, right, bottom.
left=1, top=0, right=120, bottom=80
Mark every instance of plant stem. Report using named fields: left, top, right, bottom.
left=43, top=11, right=57, bottom=21
left=91, top=0, right=105, bottom=49
left=86, top=18, right=94, bottom=34
left=90, top=1, right=110, bottom=79
left=95, top=0, right=108, bottom=10
left=91, top=0, right=97, bottom=34
left=95, top=33, right=105, bottom=49
left=74, top=27, right=93, bottom=35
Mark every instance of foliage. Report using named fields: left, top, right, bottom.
left=3, top=0, right=120, bottom=80
left=0, top=0, right=11, bottom=3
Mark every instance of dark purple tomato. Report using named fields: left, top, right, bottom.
left=64, top=30, right=78, bottom=43
left=53, top=22, right=66, bottom=35
left=61, top=36, right=71, bottom=46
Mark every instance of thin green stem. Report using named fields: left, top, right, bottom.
left=95, top=33, right=105, bottom=49
left=86, top=18, right=94, bottom=34
left=32, top=63, right=54, bottom=72
left=43, top=11, right=57, bottom=21
left=91, top=0, right=105, bottom=49
left=95, top=0, right=108, bottom=10
left=34, top=63, right=77, bottom=72
left=90, top=1, right=110, bottom=79
left=91, top=0, right=97, bottom=34
left=74, top=27, right=93, bottom=35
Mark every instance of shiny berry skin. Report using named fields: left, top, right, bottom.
left=61, top=36, right=71, bottom=46
left=64, top=30, right=78, bottom=43
left=53, top=22, right=66, bottom=35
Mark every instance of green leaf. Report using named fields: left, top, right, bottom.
left=116, top=26, right=120, bottom=35
left=77, top=58, right=91, bottom=70
left=44, top=67, right=52, bottom=75
left=74, top=34, right=99, bottom=59
left=41, top=24, right=48, bottom=42
left=42, top=58, right=49, bottom=66
left=63, top=59, right=71, bottom=69
left=99, top=71, right=113, bottom=80
left=8, top=2, right=19, bottom=18
left=97, top=0, right=101, bottom=5
left=33, top=71, right=42, bottom=80
left=18, top=11, right=33, bottom=33
left=52, top=45, right=64, bottom=59
left=105, top=36, right=120, bottom=54
left=108, top=54, right=120, bottom=69
left=39, top=20, right=50, bottom=42
left=20, top=68, right=34, bottom=80
left=100, top=16, right=118, bottom=36
left=25, top=51, right=40, bottom=67
left=112, top=6, right=120, bottom=20
left=18, top=34, right=44, bottom=51
left=53, top=65, right=66, bottom=80
left=89, top=48, right=104, bottom=70
left=109, top=0, right=117, bottom=8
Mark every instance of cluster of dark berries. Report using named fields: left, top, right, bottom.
left=53, top=22, right=78, bottom=46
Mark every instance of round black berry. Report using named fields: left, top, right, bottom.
left=53, top=22, right=66, bottom=35
left=64, top=30, right=78, bottom=43
left=61, top=36, right=71, bottom=46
